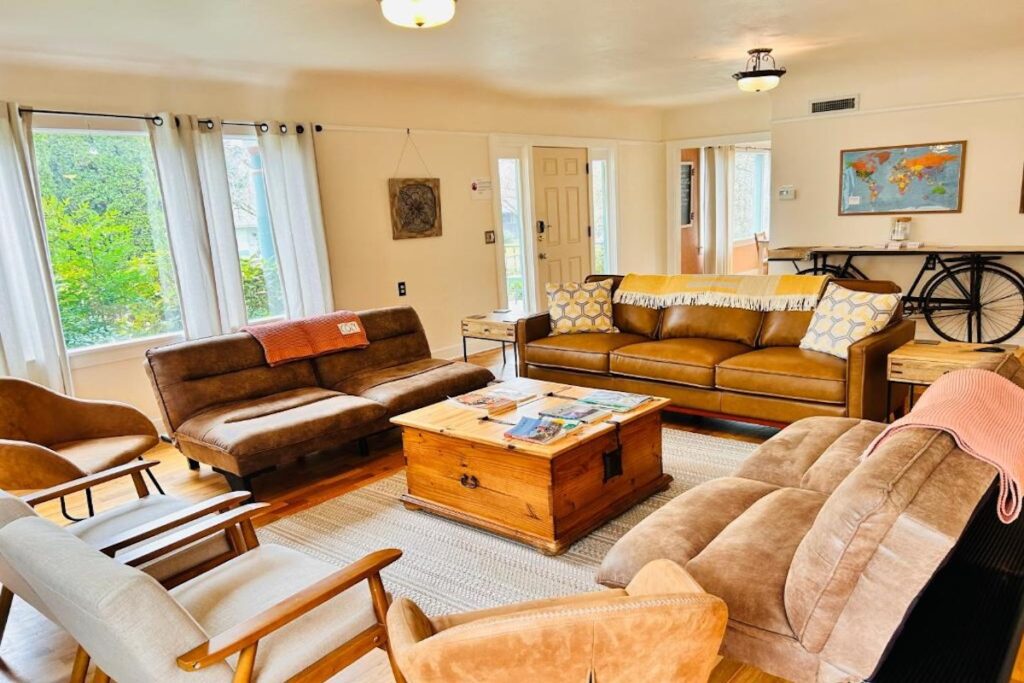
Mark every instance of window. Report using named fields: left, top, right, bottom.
left=33, top=124, right=182, bottom=350
left=590, top=159, right=612, bottom=274
left=223, top=135, right=285, bottom=321
left=729, top=149, right=771, bottom=241
left=498, top=158, right=527, bottom=311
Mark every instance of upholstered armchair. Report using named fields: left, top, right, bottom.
left=0, top=513, right=405, bottom=683
left=386, top=559, right=728, bottom=683
left=0, top=377, right=160, bottom=514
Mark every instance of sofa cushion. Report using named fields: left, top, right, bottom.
left=547, top=279, right=616, bottom=335
left=660, top=305, right=763, bottom=347
left=613, top=302, right=661, bottom=337
left=799, top=283, right=901, bottom=360
left=758, top=311, right=813, bottom=347
left=610, top=339, right=752, bottom=388
left=687, top=487, right=827, bottom=637
left=525, top=333, right=649, bottom=374
left=716, top=348, right=846, bottom=404
left=334, top=358, right=493, bottom=415
left=176, top=387, right=386, bottom=460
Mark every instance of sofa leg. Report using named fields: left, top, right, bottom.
left=186, top=457, right=201, bottom=471
left=214, top=468, right=255, bottom=501
left=358, top=437, right=370, bottom=457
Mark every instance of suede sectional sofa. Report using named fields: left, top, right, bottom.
left=146, top=306, right=493, bottom=492
left=516, top=275, right=915, bottom=425
left=597, top=415, right=997, bottom=682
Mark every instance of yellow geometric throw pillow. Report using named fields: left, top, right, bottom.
left=799, top=283, right=901, bottom=359
left=547, top=279, right=617, bottom=335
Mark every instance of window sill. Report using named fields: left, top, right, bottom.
left=68, top=331, right=185, bottom=370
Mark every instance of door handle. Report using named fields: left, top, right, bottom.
left=538, top=253, right=548, bottom=260
left=537, top=220, right=546, bottom=234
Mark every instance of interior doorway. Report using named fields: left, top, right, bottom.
left=530, top=146, right=592, bottom=293
left=679, top=148, right=702, bottom=273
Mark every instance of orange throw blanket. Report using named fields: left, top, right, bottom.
left=243, top=311, right=369, bottom=367
left=864, top=368, right=1024, bottom=523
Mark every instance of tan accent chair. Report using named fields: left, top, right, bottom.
left=0, top=460, right=248, bottom=652
left=0, top=377, right=160, bottom=515
left=597, top=416, right=997, bottom=682
left=387, top=559, right=727, bottom=683
left=0, top=514, right=404, bottom=683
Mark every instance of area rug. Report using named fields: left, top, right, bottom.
left=259, top=428, right=758, bottom=615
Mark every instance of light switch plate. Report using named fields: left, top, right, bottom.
left=778, top=185, right=797, bottom=201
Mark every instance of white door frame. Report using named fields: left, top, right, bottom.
left=489, top=134, right=620, bottom=312
left=664, top=132, right=770, bottom=275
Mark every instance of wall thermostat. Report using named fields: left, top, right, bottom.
left=778, top=185, right=797, bottom=201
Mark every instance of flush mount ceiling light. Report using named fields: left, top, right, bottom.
left=732, top=48, right=787, bottom=92
left=379, top=0, right=457, bottom=28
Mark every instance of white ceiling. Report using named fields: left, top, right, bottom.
left=0, top=0, right=1020, bottom=106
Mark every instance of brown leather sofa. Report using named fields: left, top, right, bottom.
left=516, top=275, right=915, bottom=425
left=145, top=306, right=493, bottom=492
left=597, top=415, right=997, bottom=683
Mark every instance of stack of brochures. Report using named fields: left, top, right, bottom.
left=579, top=389, right=652, bottom=413
left=538, top=402, right=611, bottom=424
left=504, top=416, right=582, bottom=445
left=449, top=387, right=538, bottom=417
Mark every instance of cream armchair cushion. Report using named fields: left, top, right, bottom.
left=387, top=559, right=727, bottom=683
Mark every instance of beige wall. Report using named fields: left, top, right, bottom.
left=662, top=95, right=771, bottom=141
left=0, top=60, right=667, bottom=417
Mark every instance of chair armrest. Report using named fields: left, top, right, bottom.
left=60, top=396, right=158, bottom=441
left=625, top=559, right=705, bottom=596
left=0, top=439, right=87, bottom=491
left=515, top=312, right=551, bottom=376
left=177, top=548, right=403, bottom=671
left=846, top=318, right=917, bottom=422
left=97, top=491, right=252, bottom=556
left=116, top=503, right=269, bottom=567
left=20, top=460, right=159, bottom=505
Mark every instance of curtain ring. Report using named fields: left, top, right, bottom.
left=314, top=124, right=323, bottom=133
left=279, top=123, right=288, bottom=134
left=259, top=122, right=269, bottom=133
left=205, top=119, right=215, bottom=130
left=296, top=124, right=305, bottom=134
left=153, top=115, right=164, bottom=126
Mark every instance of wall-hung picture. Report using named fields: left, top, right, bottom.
left=839, top=140, right=966, bottom=215
left=389, top=177, right=442, bottom=239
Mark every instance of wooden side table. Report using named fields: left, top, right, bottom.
left=886, top=340, right=1019, bottom=417
left=461, top=311, right=524, bottom=374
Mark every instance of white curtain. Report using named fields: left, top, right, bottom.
left=257, top=122, right=334, bottom=317
left=192, top=117, right=247, bottom=331
left=702, top=145, right=735, bottom=275
left=148, top=113, right=247, bottom=337
left=0, top=104, right=72, bottom=391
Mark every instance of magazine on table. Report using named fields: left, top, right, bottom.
left=578, top=389, right=653, bottom=413
left=538, top=401, right=611, bottom=424
left=504, top=416, right=583, bottom=445
left=449, top=387, right=539, bottom=417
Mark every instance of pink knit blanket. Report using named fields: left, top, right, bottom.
left=864, top=368, right=1024, bottom=523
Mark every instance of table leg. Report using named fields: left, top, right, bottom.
left=886, top=382, right=892, bottom=423
left=501, top=341, right=507, bottom=365
left=462, top=336, right=468, bottom=362
left=512, top=342, right=518, bottom=377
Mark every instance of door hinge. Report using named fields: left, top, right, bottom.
left=587, top=225, right=592, bottom=237
left=585, top=162, right=590, bottom=174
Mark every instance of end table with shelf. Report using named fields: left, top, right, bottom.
left=461, top=311, right=526, bottom=374
left=886, top=340, right=1019, bottom=418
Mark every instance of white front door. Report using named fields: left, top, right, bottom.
left=531, top=147, right=592, bottom=297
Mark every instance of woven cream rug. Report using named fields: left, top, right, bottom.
left=259, top=428, right=757, bottom=615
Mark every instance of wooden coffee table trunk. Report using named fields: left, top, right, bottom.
left=393, top=379, right=671, bottom=555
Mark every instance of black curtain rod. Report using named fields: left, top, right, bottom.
left=20, top=107, right=324, bottom=134
left=20, top=106, right=164, bottom=125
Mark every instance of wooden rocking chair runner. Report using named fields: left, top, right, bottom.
left=0, top=513, right=405, bottom=683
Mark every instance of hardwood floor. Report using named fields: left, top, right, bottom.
left=0, top=347, right=1010, bottom=683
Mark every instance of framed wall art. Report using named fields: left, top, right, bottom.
left=839, top=140, right=966, bottom=215
left=389, top=177, right=442, bottom=239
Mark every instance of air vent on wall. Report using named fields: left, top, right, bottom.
left=809, top=95, right=859, bottom=115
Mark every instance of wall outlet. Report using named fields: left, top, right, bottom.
left=484, top=230, right=496, bottom=244
left=778, top=185, right=797, bottom=201
left=397, top=281, right=407, bottom=296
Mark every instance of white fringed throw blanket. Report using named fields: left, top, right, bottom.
left=612, top=273, right=830, bottom=311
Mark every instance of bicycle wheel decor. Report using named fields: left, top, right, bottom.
left=922, top=263, right=1024, bottom=343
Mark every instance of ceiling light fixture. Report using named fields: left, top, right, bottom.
left=732, top=48, right=786, bottom=93
left=379, top=0, right=457, bottom=29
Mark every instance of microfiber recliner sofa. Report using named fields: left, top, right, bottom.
left=145, top=306, right=493, bottom=492
left=516, top=275, right=915, bottom=425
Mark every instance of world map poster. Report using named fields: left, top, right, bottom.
left=839, top=141, right=966, bottom=215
